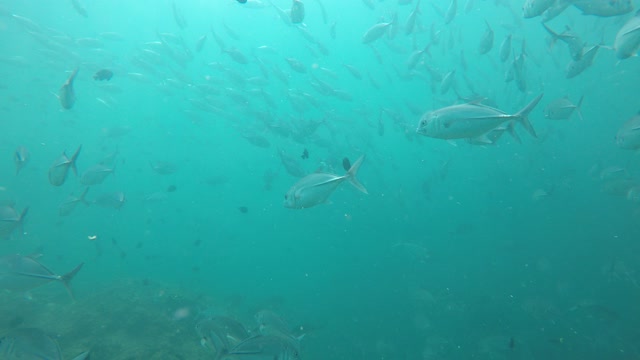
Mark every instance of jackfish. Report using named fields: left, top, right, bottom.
left=58, top=68, right=79, bottom=109
left=284, top=155, right=368, bottom=209
left=48, top=145, right=82, bottom=186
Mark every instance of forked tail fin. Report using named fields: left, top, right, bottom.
left=346, top=155, right=368, bottom=194
left=61, top=262, right=84, bottom=300
left=515, top=93, right=544, bottom=138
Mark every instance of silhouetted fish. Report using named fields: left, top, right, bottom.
left=59, top=68, right=79, bottom=109
left=93, top=69, right=113, bottom=81
left=0, top=254, right=83, bottom=298
left=48, top=145, right=82, bottom=186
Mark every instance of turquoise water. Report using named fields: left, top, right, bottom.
left=1, top=0, right=640, bottom=358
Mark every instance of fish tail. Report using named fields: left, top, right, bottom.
left=515, top=93, right=543, bottom=138
left=576, top=95, right=584, bottom=121
left=18, top=206, right=29, bottom=237
left=346, top=155, right=368, bottom=194
left=542, top=24, right=558, bottom=49
left=61, top=262, right=84, bottom=301
left=70, top=144, right=82, bottom=177
left=506, top=121, right=521, bottom=144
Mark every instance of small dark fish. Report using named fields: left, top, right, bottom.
left=290, top=0, right=305, bottom=24
left=93, top=69, right=113, bottom=81
left=301, top=148, right=309, bottom=160
left=167, top=185, right=177, bottom=192
left=237, top=0, right=248, bottom=3
left=342, top=157, right=351, bottom=171
left=509, top=337, right=515, bottom=350
left=14, top=146, right=30, bottom=175
left=238, top=206, right=248, bottom=213
left=59, top=68, right=79, bottom=109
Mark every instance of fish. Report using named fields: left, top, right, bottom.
left=405, top=0, right=421, bottom=35
left=445, top=0, right=457, bottom=24
left=279, top=149, right=307, bottom=177
left=171, top=1, right=187, bottom=29
left=301, top=148, right=309, bottom=159
left=59, top=188, right=90, bottom=216
left=0, top=206, right=28, bottom=240
left=417, top=94, right=544, bottom=142
left=572, top=0, right=633, bottom=17
left=196, top=316, right=249, bottom=356
left=290, top=0, right=305, bottom=24
left=223, top=48, right=249, bottom=64
left=522, top=0, right=555, bottom=18
left=478, top=20, right=494, bottom=54
left=14, top=146, right=30, bottom=175
left=616, top=111, right=640, bottom=150
left=0, top=328, right=62, bottom=360
left=499, top=34, right=512, bottom=62
left=238, top=0, right=247, bottom=3
left=93, top=69, right=113, bottom=81
left=543, top=24, right=583, bottom=61
left=343, top=64, right=362, bottom=79
left=284, top=155, right=367, bottom=209
left=0, top=328, right=90, bottom=360
left=285, top=57, right=306, bottom=73
left=94, top=191, right=126, bottom=209
left=80, top=164, right=114, bottom=185
left=440, top=69, right=456, bottom=94
left=70, top=0, right=87, bottom=17
left=227, top=335, right=300, bottom=360
left=150, top=161, right=177, bottom=175
left=544, top=95, right=584, bottom=120
left=255, top=310, right=302, bottom=340
left=565, top=45, right=599, bottom=78
left=58, top=68, right=79, bottom=109
left=195, top=34, right=207, bottom=52
left=541, top=0, right=572, bottom=21
left=362, top=22, right=391, bottom=44
left=48, top=145, right=82, bottom=187
left=0, top=254, right=83, bottom=298
left=614, top=10, right=640, bottom=59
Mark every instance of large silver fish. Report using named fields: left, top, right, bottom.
left=58, top=68, right=79, bottom=109
left=0, top=328, right=91, bottom=360
left=616, top=112, right=640, bottom=150
left=80, top=164, right=114, bottom=185
left=0, top=254, right=83, bottom=298
left=0, top=206, right=28, bottom=240
left=48, top=145, right=82, bottom=186
left=417, top=94, right=543, bottom=142
left=614, top=10, right=640, bottom=59
left=284, top=155, right=368, bottom=209
left=362, top=22, right=391, bottom=44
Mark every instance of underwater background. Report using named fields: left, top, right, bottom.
left=1, top=0, right=640, bottom=358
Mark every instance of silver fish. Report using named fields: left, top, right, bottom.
left=71, top=0, right=88, bottom=17
left=544, top=95, right=584, bottom=120
left=228, top=335, right=300, bottom=360
left=94, top=191, right=126, bottom=209
left=278, top=149, right=306, bottom=178
left=614, top=10, right=640, bottom=59
left=0, top=206, right=28, bottom=240
left=616, top=112, right=640, bottom=150
left=59, top=187, right=89, bottom=216
left=522, top=0, right=555, bottom=18
left=290, top=0, right=305, bottom=24
left=0, top=328, right=62, bottom=360
left=440, top=69, right=456, bottom=94
left=405, top=0, right=421, bottom=35
left=543, top=24, right=583, bottom=61
left=255, top=310, right=301, bottom=340
left=80, top=164, right=114, bottom=185
left=499, top=34, right=512, bottom=62
left=284, top=155, right=367, bottom=209
left=48, top=145, right=82, bottom=186
left=196, top=317, right=249, bottom=356
left=417, top=94, right=543, bottom=142
left=541, top=0, right=572, bottom=22
left=445, top=0, right=457, bottom=24
left=572, top=0, right=633, bottom=17
left=14, top=146, right=30, bottom=175
left=478, top=20, right=494, bottom=54
left=0, top=254, right=83, bottom=298
left=0, top=328, right=90, bottom=360
left=58, top=68, right=78, bottom=109
left=150, top=161, right=177, bottom=175
left=565, top=45, right=599, bottom=78
left=361, top=22, right=391, bottom=44
left=195, top=34, right=207, bottom=52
